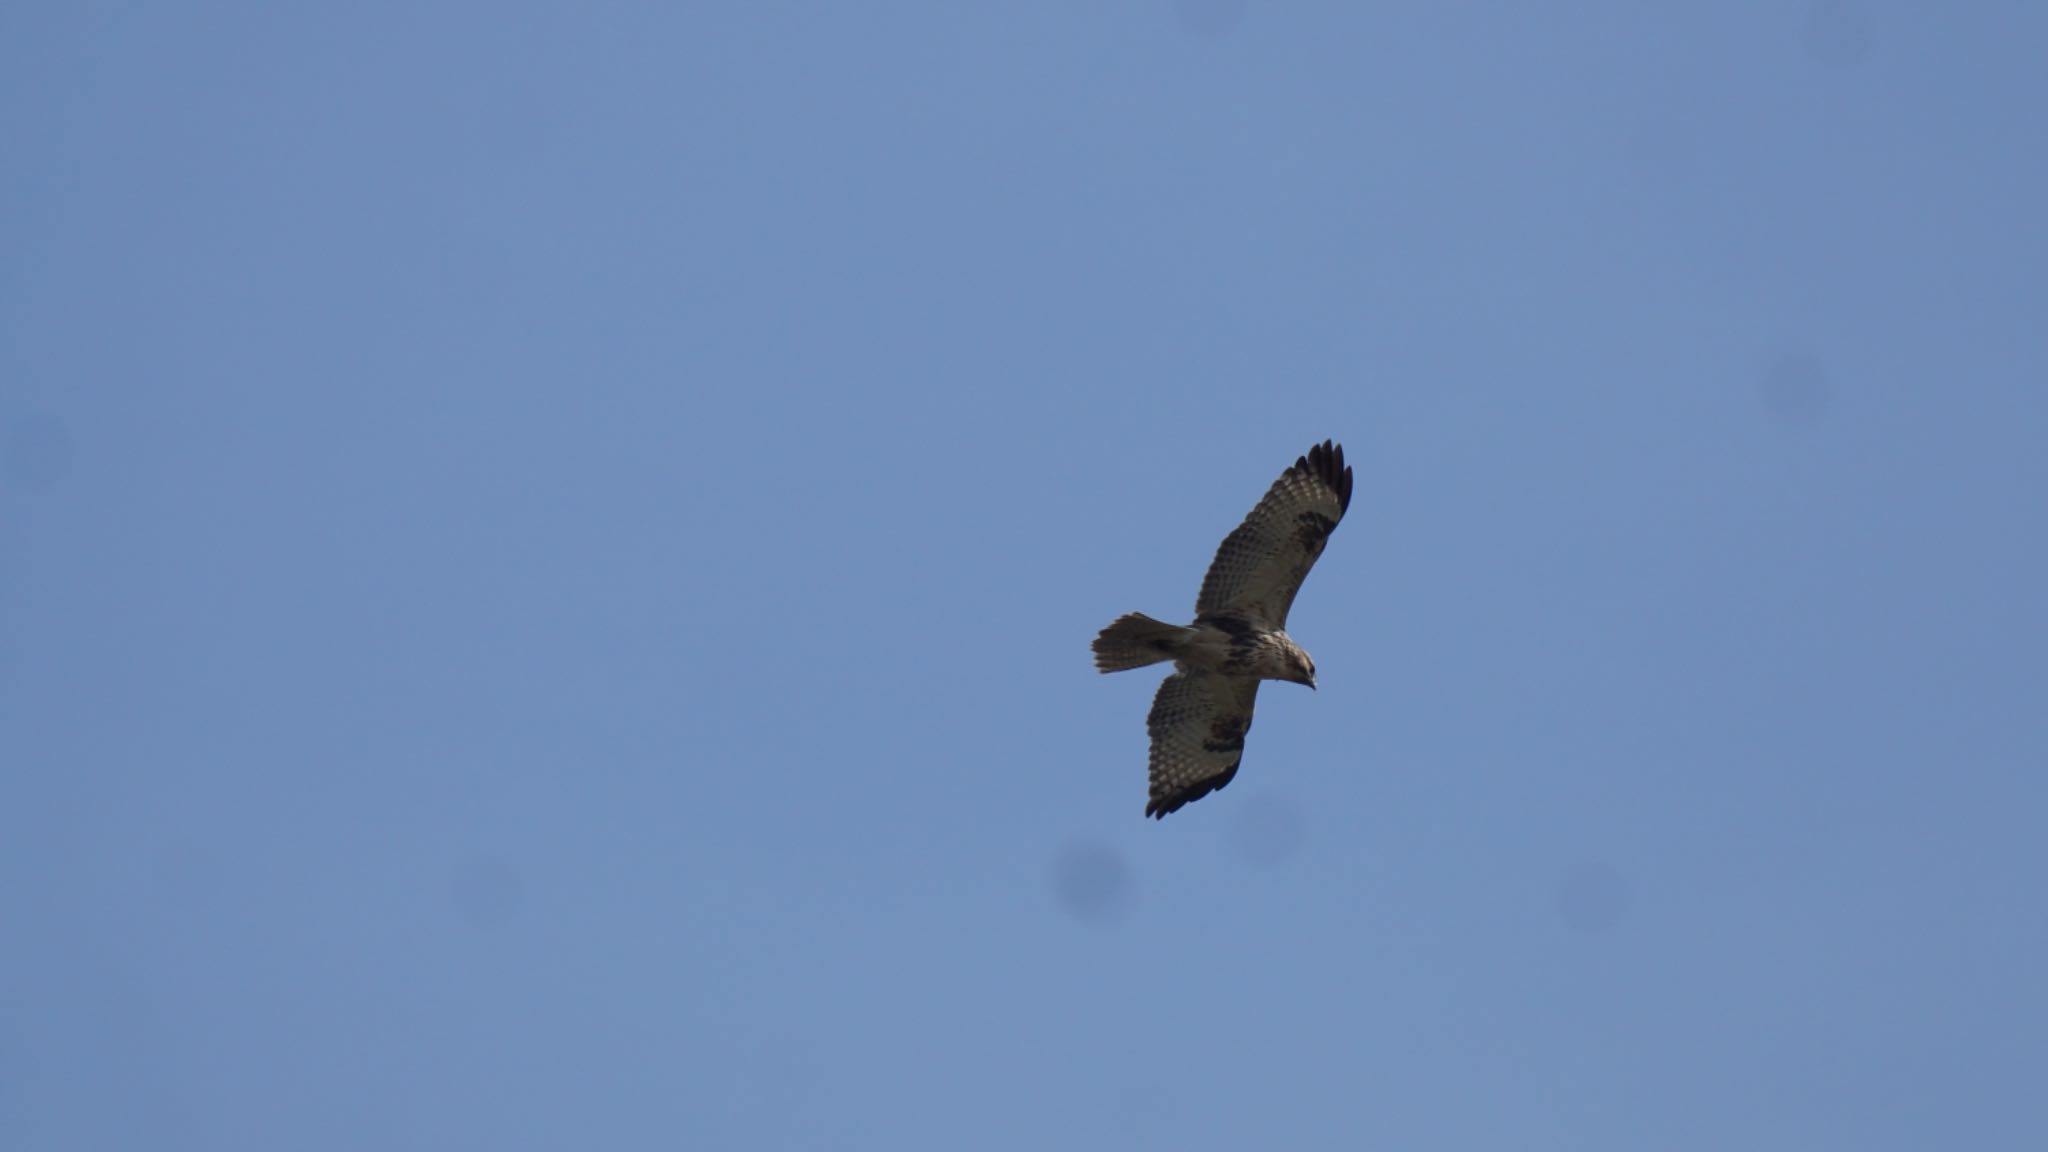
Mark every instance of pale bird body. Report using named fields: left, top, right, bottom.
left=1092, top=440, right=1354, bottom=818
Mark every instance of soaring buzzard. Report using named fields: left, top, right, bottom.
left=1093, top=440, right=1354, bottom=818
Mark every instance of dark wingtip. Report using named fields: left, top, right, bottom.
left=1299, top=439, right=1353, bottom=514
left=1144, top=759, right=1242, bottom=820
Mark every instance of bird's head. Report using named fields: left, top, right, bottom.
left=1281, top=637, right=1317, bottom=690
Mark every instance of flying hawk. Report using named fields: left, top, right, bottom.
left=1093, top=440, right=1354, bottom=818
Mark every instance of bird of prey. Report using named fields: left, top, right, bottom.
left=1093, top=440, right=1354, bottom=818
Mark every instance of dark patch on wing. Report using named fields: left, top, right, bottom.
left=1294, top=510, right=1337, bottom=550
left=1202, top=713, right=1248, bottom=754
left=1193, top=612, right=1254, bottom=636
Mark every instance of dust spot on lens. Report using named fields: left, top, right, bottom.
left=1051, top=839, right=1132, bottom=926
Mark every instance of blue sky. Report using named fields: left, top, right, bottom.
left=4, top=3, right=2045, bottom=1148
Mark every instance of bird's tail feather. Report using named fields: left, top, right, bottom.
left=1093, top=613, right=1190, bottom=673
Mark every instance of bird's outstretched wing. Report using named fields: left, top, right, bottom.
left=1145, top=668, right=1261, bottom=819
left=1194, top=440, right=1353, bottom=629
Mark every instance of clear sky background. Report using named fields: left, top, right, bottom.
left=4, top=3, right=2045, bottom=1148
